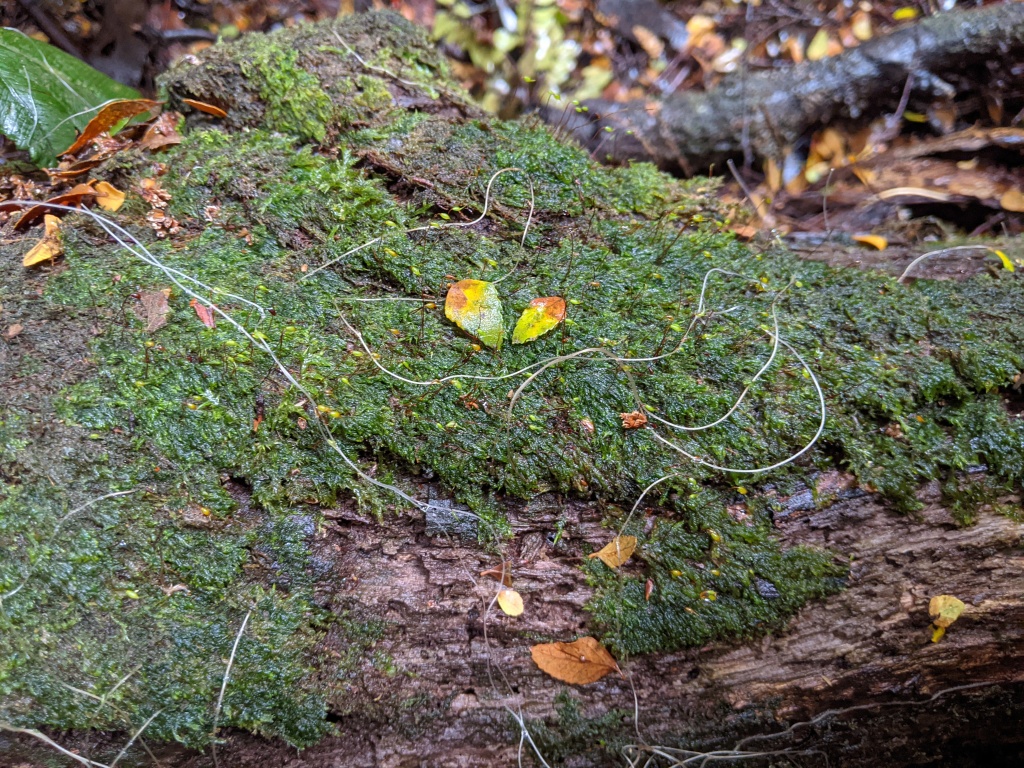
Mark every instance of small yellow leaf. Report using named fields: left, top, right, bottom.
left=497, top=588, right=524, bottom=617
left=991, top=249, right=1014, bottom=272
left=853, top=234, right=888, bottom=250
left=530, top=637, right=619, bottom=684
left=512, top=296, right=566, bottom=345
left=23, top=215, right=63, bottom=267
left=94, top=181, right=126, bottom=212
left=931, top=626, right=946, bottom=643
left=444, top=279, right=504, bottom=349
left=588, top=535, right=637, bottom=569
left=929, top=594, right=965, bottom=629
left=806, top=29, right=830, bottom=61
left=893, top=7, right=919, bottom=21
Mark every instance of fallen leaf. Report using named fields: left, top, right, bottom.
left=588, top=536, right=637, bottom=569
left=62, top=99, right=161, bottom=156
left=929, top=594, right=965, bottom=642
left=999, top=188, right=1024, bottom=213
left=512, top=296, right=566, bottom=345
left=135, top=288, right=171, bottom=332
left=5, top=323, right=23, bottom=339
left=496, top=588, right=524, bottom=617
left=94, top=181, right=126, bottom=212
left=853, top=234, right=888, bottom=250
left=806, top=29, right=830, bottom=61
left=531, top=637, right=619, bottom=685
left=139, top=111, right=183, bottom=152
left=620, top=411, right=647, bottom=429
left=23, top=214, right=63, bottom=267
left=189, top=298, right=216, bottom=328
left=991, top=249, right=1015, bottom=273
left=480, top=562, right=513, bottom=587
left=182, top=98, right=228, bottom=118
left=444, top=279, right=504, bottom=349
left=929, top=594, right=965, bottom=628
left=14, top=183, right=97, bottom=230
left=645, top=578, right=654, bottom=601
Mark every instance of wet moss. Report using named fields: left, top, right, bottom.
left=2, top=9, right=1023, bottom=757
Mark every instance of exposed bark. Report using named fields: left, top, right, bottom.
left=567, top=3, right=1024, bottom=174
left=7, top=478, right=1021, bottom=767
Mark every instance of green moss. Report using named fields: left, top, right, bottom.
left=239, top=42, right=333, bottom=142
left=524, top=691, right=633, bottom=766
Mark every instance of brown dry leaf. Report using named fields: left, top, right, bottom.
left=5, top=323, right=23, bottom=339
left=999, top=188, right=1024, bottom=213
left=632, top=26, right=664, bottom=59
left=189, top=298, right=216, bottom=329
left=530, top=637, right=619, bottom=685
left=14, top=183, right=96, bottom=230
left=62, top=99, right=161, bottom=156
left=181, top=98, right=228, bottom=118
left=496, top=588, right=524, bottom=617
left=94, top=181, right=126, bottom=212
left=480, top=562, right=513, bottom=588
left=23, top=215, right=63, bottom=267
left=135, top=288, right=172, bottom=332
left=140, top=112, right=184, bottom=152
left=588, top=535, right=637, bottom=569
left=620, top=411, right=647, bottom=429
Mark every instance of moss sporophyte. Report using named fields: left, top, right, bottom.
left=0, top=9, right=1021, bottom=755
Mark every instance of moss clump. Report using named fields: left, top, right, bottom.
left=1, top=9, right=1023, bottom=757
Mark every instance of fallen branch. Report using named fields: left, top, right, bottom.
left=569, top=3, right=1024, bottom=174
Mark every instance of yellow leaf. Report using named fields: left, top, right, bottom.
left=588, top=535, right=637, bottom=569
left=853, top=234, right=888, bottom=250
left=991, top=249, right=1014, bottom=272
left=929, top=594, right=965, bottom=629
left=444, top=279, right=504, bottom=349
left=530, top=637, right=619, bottom=685
left=93, top=181, right=126, bottom=212
left=893, top=7, right=919, bottom=21
left=851, top=11, right=873, bottom=41
left=512, top=296, right=566, bottom=345
left=23, top=215, right=63, bottom=267
left=806, top=29, right=830, bottom=61
left=496, top=588, right=524, bottom=617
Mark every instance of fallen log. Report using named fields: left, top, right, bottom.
left=1, top=10, right=1022, bottom=768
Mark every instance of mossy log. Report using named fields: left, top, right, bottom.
left=1, top=11, right=1023, bottom=768
left=567, top=3, right=1024, bottom=173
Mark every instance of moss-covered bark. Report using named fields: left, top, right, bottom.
left=1, top=10, right=1022, bottom=767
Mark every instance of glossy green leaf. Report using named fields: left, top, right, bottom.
left=0, top=28, right=140, bottom=166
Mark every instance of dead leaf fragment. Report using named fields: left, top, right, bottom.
left=588, top=536, right=637, bottom=569
left=189, top=298, right=216, bottom=328
left=620, top=411, right=647, bottom=429
left=93, top=181, right=126, bottom=212
left=480, top=562, right=513, bottom=587
left=853, top=234, right=888, bottom=250
left=62, top=99, right=161, bottom=156
left=496, top=588, right=524, bottom=617
left=14, top=183, right=97, bottom=230
left=531, top=637, right=619, bottom=685
left=139, top=112, right=184, bottom=152
left=135, top=288, right=172, bottom=332
left=23, top=215, right=63, bottom=267
left=182, top=98, right=228, bottom=118
left=5, top=324, right=23, bottom=339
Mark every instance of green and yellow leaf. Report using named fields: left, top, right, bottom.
left=512, top=296, right=566, bottom=345
left=444, top=279, right=504, bottom=349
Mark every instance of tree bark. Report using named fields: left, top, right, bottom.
left=567, top=2, right=1024, bottom=174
